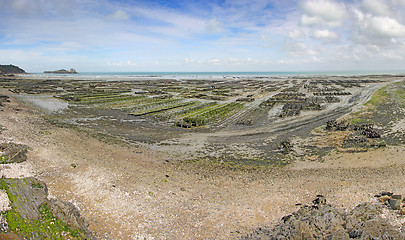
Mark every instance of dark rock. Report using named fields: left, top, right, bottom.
left=279, top=140, right=293, bottom=154
left=0, top=95, right=10, bottom=107
left=0, top=65, right=25, bottom=74
left=389, top=195, right=402, bottom=210
left=243, top=198, right=405, bottom=239
left=49, top=198, right=89, bottom=233
left=325, top=120, right=349, bottom=131
left=44, top=68, right=78, bottom=74
left=312, top=195, right=326, bottom=205
left=0, top=142, right=29, bottom=164
left=0, top=177, right=94, bottom=239
left=374, top=191, right=393, bottom=198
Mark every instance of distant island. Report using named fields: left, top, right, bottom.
left=0, top=64, right=26, bottom=74
left=44, top=68, right=78, bottom=74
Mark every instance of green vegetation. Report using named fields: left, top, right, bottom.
left=102, top=96, right=169, bottom=109
left=0, top=179, right=87, bottom=239
left=38, top=203, right=84, bottom=239
left=130, top=100, right=194, bottom=116
left=180, top=102, right=244, bottom=127
left=4, top=202, right=84, bottom=239
left=0, top=64, right=25, bottom=74
left=349, top=117, right=364, bottom=125
left=0, top=155, right=10, bottom=164
left=393, top=87, right=405, bottom=105
left=365, top=86, right=389, bottom=107
left=31, top=183, right=44, bottom=189
left=39, top=130, right=52, bottom=135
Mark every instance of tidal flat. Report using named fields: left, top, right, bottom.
left=3, top=74, right=401, bottom=165
left=1, top=74, right=405, bottom=239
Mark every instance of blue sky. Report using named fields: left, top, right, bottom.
left=1, top=0, right=405, bottom=72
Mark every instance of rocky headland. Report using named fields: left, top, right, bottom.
left=0, top=65, right=25, bottom=75
left=44, top=69, right=78, bottom=74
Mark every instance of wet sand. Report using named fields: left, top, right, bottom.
left=1, top=86, right=405, bottom=239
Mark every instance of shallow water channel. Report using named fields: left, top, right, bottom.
left=15, top=94, right=69, bottom=113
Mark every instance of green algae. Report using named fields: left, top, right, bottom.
left=0, top=178, right=88, bottom=239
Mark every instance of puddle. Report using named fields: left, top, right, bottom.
left=15, top=94, right=69, bottom=113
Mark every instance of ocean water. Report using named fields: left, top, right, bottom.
left=26, top=70, right=405, bottom=81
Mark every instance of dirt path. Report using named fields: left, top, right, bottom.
left=1, top=89, right=405, bottom=239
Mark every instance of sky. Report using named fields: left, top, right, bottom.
left=1, top=0, right=405, bottom=72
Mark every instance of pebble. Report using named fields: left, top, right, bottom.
left=378, top=195, right=390, bottom=203
left=389, top=195, right=402, bottom=210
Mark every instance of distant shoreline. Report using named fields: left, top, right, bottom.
left=20, top=70, right=405, bottom=81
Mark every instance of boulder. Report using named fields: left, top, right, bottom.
left=378, top=195, right=390, bottom=203
left=0, top=142, right=29, bottom=164
left=244, top=197, right=405, bottom=239
left=0, top=177, right=94, bottom=239
left=389, top=195, right=402, bottom=210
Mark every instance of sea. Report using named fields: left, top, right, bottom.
left=24, top=70, right=405, bottom=81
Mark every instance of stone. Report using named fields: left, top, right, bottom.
left=389, top=195, right=402, bottom=210
left=0, top=142, right=29, bottom=163
left=243, top=198, right=405, bottom=239
left=378, top=195, right=390, bottom=203
left=312, top=195, right=326, bottom=205
left=0, top=177, right=94, bottom=239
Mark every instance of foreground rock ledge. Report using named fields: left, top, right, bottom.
left=0, top=177, right=94, bottom=239
left=244, top=196, right=405, bottom=239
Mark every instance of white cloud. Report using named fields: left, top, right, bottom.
left=350, top=3, right=405, bottom=48
left=4, top=0, right=405, bottom=72
left=285, top=42, right=319, bottom=56
left=107, top=60, right=137, bottom=66
left=368, top=16, right=405, bottom=38
left=206, top=57, right=260, bottom=66
left=361, top=0, right=390, bottom=16
left=108, top=10, right=130, bottom=21
left=352, top=8, right=365, bottom=22
left=3, top=0, right=73, bottom=17
left=278, top=55, right=322, bottom=65
left=380, top=52, right=404, bottom=60
left=288, top=29, right=304, bottom=39
left=183, top=58, right=201, bottom=64
left=301, top=0, right=347, bottom=27
left=313, top=29, right=338, bottom=39
left=205, top=19, right=223, bottom=33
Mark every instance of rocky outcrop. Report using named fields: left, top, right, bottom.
left=244, top=195, right=405, bottom=239
left=0, top=95, right=10, bottom=107
left=0, top=142, right=29, bottom=164
left=44, top=68, right=78, bottom=74
left=0, top=177, right=94, bottom=239
left=0, top=65, right=25, bottom=74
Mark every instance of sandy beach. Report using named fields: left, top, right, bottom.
left=1, top=74, right=405, bottom=239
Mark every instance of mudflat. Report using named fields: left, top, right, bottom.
left=1, top=74, right=405, bottom=239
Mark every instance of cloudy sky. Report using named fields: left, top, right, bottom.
left=1, top=0, right=405, bottom=72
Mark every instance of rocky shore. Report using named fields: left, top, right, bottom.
left=0, top=74, right=404, bottom=239
left=0, top=94, right=93, bottom=239
left=0, top=177, right=94, bottom=239
left=244, top=195, right=405, bottom=239
left=44, top=68, right=78, bottom=74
